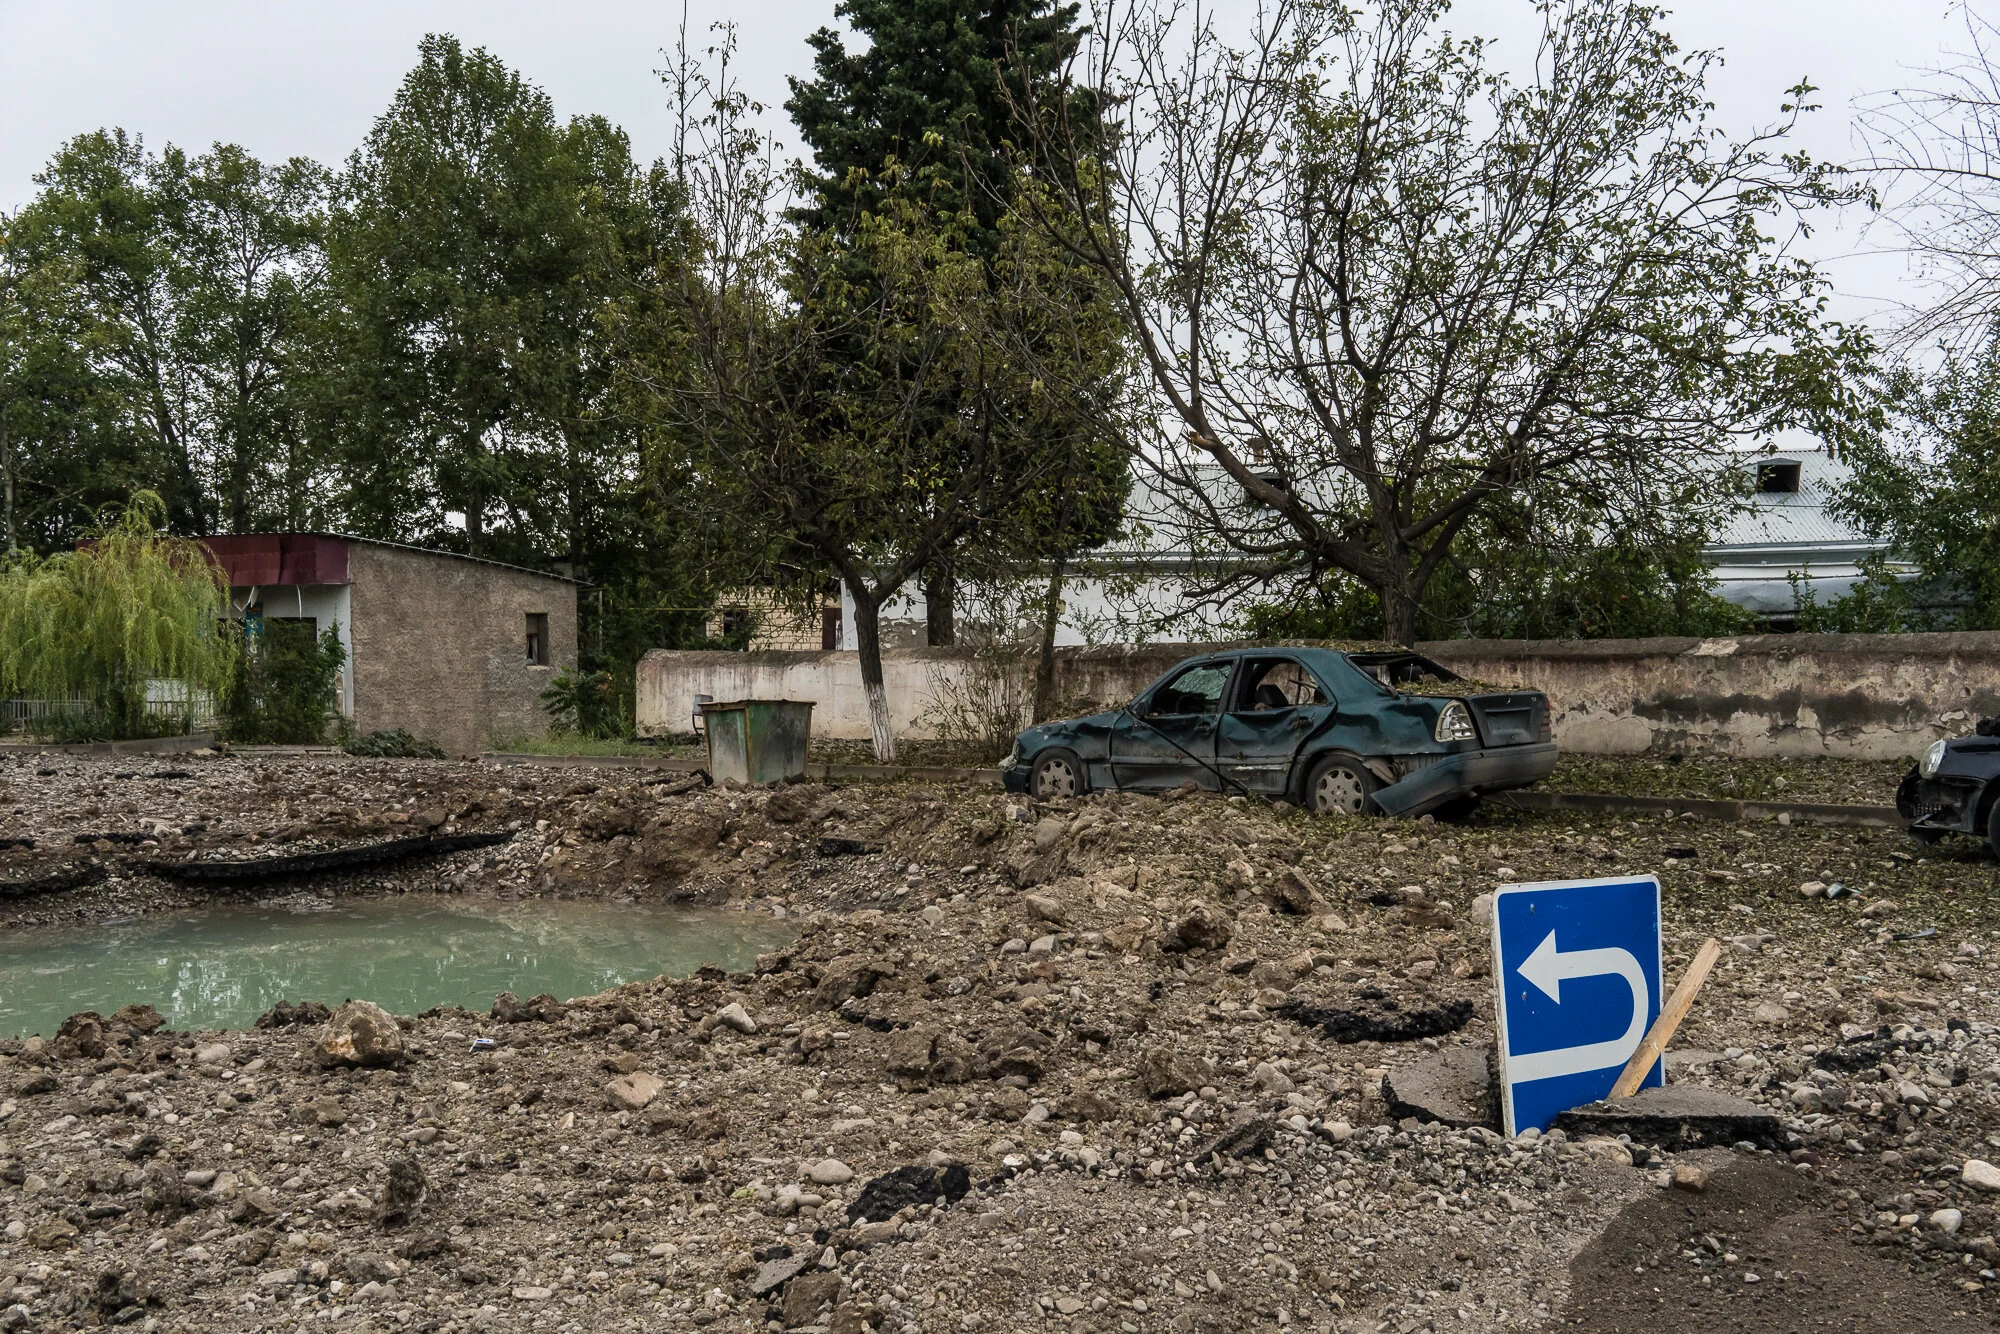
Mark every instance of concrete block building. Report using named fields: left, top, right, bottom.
left=200, top=534, right=579, bottom=755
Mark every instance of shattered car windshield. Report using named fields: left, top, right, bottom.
left=1145, top=663, right=1230, bottom=716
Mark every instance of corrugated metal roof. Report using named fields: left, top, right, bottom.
left=199, top=533, right=585, bottom=586
left=1706, top=450, right=1882, bottom=555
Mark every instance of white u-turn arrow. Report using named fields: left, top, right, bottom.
left=1506, top=930, right=1651, bottom=1085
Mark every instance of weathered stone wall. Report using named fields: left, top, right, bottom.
left=1423, top=632, right=2000, bottom=760
left=349, top=544, right=577, bottom=756
left=638, top=632, right=2000, bottom=759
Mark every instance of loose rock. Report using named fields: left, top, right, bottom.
left=316, top=1001, right=405, bottom=1068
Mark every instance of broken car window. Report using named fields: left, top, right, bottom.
left=1347, top=652, right=1459, bottom=691
left=1236, top=659, right=1328, bottom=712
left=1146, top=663, right=1231, bottom=716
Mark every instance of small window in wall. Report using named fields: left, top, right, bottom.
left=525, top=613, right=549, bottom=666
left=1755, top=460, right=1802, bottom=494
left=720, top=608, right=751, bottom=639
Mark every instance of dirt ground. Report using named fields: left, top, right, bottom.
left=0, top=751, right=1997, bottom=1333
left=1543, top=754, right=1911, bottom=808
left=1552, top=1155, right=1995, bottom=1333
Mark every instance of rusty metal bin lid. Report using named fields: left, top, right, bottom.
left=697, top=699, right=817, bottom=712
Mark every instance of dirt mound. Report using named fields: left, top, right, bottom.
left=1552, top=1157, right=1993, bottom=1332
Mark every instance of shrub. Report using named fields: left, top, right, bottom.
left=540, top=667, right=630, bottom=740
left=224, top=622, right=347, bottom=744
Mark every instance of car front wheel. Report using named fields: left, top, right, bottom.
left=1031, top=749, right=1085, bottom=800
left=1307, top=755, right=1378, bottom=816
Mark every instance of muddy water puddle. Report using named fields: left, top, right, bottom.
left=0, top=897, right=795, bottom=1037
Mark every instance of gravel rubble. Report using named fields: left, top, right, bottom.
left=0, top=751, right=1996, bottom=1331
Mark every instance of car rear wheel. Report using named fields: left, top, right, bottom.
left=1986, top=799, right=2000, bottom=856
left=1307, top=755, right=1378, bottom=816
left=1031, top=749, right=1085, bottom=800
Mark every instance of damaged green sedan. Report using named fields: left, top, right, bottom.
left=1000, top=646, right=1557, bottom=817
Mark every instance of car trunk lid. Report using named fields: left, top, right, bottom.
left=1466, top=692, right=1545, bottom=747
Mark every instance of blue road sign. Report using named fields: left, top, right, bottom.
left=1490, top=875, right=1663, bottom=1135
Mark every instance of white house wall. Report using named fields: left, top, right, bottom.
left=229, top=582, right=355, bottom=717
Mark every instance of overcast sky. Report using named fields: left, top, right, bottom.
left=0, top=0, right=1976, bottom=329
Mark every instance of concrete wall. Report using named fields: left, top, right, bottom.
left=637, top=649, right=991, bottom=742
left=638, top=632, right=2000, bottom=760
left=1423, top=632, right=2000, bottom=760
left=349, top=544, right=577, bottom=756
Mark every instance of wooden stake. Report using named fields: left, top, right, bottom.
left=1610, top=936, right=1722, bottom=1100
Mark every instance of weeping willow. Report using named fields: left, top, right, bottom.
left=0, top=493, right=238, bottom=739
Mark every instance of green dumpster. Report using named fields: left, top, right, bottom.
left=700, top=699, right=815, bottom=785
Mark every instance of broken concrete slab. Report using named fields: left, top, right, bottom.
left=1552, top=1084, right=1783, bottom=1150
left=750, top=1250, right=816, bottom=1298
left=1381, top=1045, right=1497, bottom=1130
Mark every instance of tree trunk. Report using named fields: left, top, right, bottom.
left=1032, top=557, right=1067, bottom=722
left=230, top=346, right=253, bottom=534
left=849, top=589, right=898, bottom=763
left=1380, top=581, right=1419, bottom=646
left=923, top=562, right=956, bottom=647
left=1, top=413, right=14, bottom=554
left=229, top=434, right=251, bottom=535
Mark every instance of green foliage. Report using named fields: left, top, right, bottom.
left=1831, top=330, right=2000, bottom=630
left=327, top=35, right=681, bottom=560
left=0, top=492, right=236, bottom=738
left=1, top=131, right=330, bottom=542
left=1238, top=483, right=1751, bottom=642
left=1243, top=543, right=1750, bottom=643
left=3, top=36, right=725, bottom=722
left=644, top=125, right=1131, bottom=759
left=342, top=727, right=444, bottom=759
left=224, top=620, right=345, bottom=744
left=1786, top=554, right=1930, bottom=634
left=787, top=0, right=1085, bottom=247
left=539, top=666, right=630, bottom=741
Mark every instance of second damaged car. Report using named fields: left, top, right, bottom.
left=1001, top=647, right=1557, bottom=818
left=1897, top=717, right=2000, bottom=850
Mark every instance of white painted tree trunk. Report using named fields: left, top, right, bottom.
left=864, top=677, right=897, bottom=764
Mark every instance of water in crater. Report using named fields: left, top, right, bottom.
left=0, top=897, right=797, bottom=1038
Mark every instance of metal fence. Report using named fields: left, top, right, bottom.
left=1, top=684, right=217, bottom=738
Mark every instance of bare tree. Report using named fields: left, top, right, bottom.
left=1858, top=2, right=2000, bottom=352
left=1010, top=0, right=1873, bottom=642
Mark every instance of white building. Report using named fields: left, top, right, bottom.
left=1702, top=448, right=1906, bottom=620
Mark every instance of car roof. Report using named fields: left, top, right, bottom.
left=1171, top=646, right=1369, bottom=678
left=1202, top=646, right=1361, bottom=664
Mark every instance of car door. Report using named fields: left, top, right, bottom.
left=1109, top=659, right=1233, bottom=790
left=1216, top=657, right=1337, bottom=796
